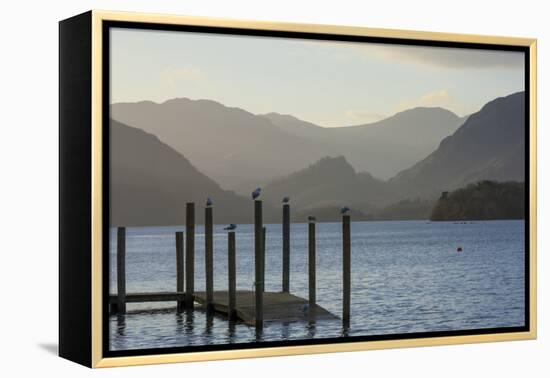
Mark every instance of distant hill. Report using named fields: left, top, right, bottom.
left=110, top=119, right=275, bottom=226
left=430, top=181, right=525, bottom=221
left=111, top=99, right=464, bottom=193
left=262, top=156, right=389, bottom=216
left=292, top=206, right=371, bottom=223
left=262, top=107, right=464, bottom=180
left=111, top=99, right=329, bottom=193
left=389, top=91, right=525, bottom=199
left=367, top=198, right=435, bottom=221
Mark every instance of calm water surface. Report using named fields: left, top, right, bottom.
left=109, top=220, right=525, bottom=351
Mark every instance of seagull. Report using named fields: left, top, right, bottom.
left=282, top=196, right=290, bottom=204
left=307, top=215, right=316, bottom=222
left=206, top=197, right=213, bottom=207
left=340, top=206, right=350, bottom=215
left=224, top=224, right=237, bottom=231
left=252, top=187, right=262, bottom=200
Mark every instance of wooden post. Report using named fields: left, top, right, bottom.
left=116, top=227, right=126, bottom=314
left=282, top=203, right=290, bottom=292
left=308, top=221, right=316, bottom=320
left=262, top=226, right=267, bottom=282
left=175, top=231, right=184, bottom=312
left=228, top=231, right=236, bottom=321
left=185, top=202, right=195, bottom=310
left=254, top=200, right=264, bottom=330
left=205, top=206, right=214, bottom=312
left=343, top=214, right=351, bottom=327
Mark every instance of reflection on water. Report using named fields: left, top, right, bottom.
left=109, top=220, right=525, bottom=351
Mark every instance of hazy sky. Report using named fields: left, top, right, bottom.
left=110, top=28, right=525, bottom=127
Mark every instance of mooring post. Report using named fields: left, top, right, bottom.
left=205, top=205, right=214, bottom=312
left=308, top=220, right=316, bottom=320
left=343, top=214, right=351, bottom=327
left=117, top=227, right=126, bottom=314
left=254, top=200, right=264, bottom=330
left=282, top=203, right=290, bottom=292
left=185, top=202, right=195, bottom=310
left=262, top=226, right=267, bottom=282
left=175, top=231, right=184, bottom=312
left=228, top=231, right=236, bottom=321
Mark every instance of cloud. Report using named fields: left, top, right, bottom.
left=160, top=67, right=203, bottom=85
left=344, top=110, right=387, bottom=124
left=354, top=43, right=524, bottom=70
left=395, top=90, right=460, bottom=112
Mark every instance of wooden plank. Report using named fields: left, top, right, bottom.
left=109, top=292, right=186, bottom=304
left=194, top=291, right=337, bottom=325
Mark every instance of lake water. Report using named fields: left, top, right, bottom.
left=109, top=220, right=525, bottom=351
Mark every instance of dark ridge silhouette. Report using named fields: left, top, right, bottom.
left=430, top=181, right=525, bottom=221
left=110, top=119, right=276, bottom=226
left=389, top=91, right=525, bottom=199
left=263, top=155, right=389, bottom=217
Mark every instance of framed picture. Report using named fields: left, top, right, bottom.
left=59, top=10, right=537, bottom=368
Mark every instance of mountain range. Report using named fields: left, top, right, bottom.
left=109, top=91, right=525, bottom=225
left=111, top=99, right=465, bottom=192
left=262, top=107, right=465, bottom=180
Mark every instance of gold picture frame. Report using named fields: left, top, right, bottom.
left=59, top=10, right=537, bottom=368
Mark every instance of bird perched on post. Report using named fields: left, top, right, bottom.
left=206, top=197, right=213, bottom=207
left=224, top=224, right=237, bottom=231
left=252, top=187, right=262, bottom=200
left=340, top=206, right=350, bottom=215
left=282, top=196, right=290, bottom=204
left=307, top=215, right=316, bottom=223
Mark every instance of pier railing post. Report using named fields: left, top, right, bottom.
left=176, top=231, right=184, bottom=312
left=228, top=231, right=236, bottom=320
left=308, top=220, right=316, bottom=321
left=185, top=202, right=195, bottom=310
left=282, top=203, right=290, bottom=292
left=205, top=206, right=214, bottom=312
left=343, top=214, right=351, bottom=327
left=117, top=227, right=126, bottom=314
left=254, top=200, right=264, bottom=330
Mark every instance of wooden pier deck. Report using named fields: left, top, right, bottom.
left=109, top=290, right=338, bottom=324
left=195, top=290, right=337, bottom=324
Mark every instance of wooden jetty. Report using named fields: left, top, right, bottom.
left=194, top=291, right=337, bottom=324
left=110, top=199, right=352, bottom=328
left=109, top=291, right=337, bottom=324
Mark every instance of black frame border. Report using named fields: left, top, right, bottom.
left=101, top=20, right=531, bottom=359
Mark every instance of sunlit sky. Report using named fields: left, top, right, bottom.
left=110, top=28, right=525, bottom=127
